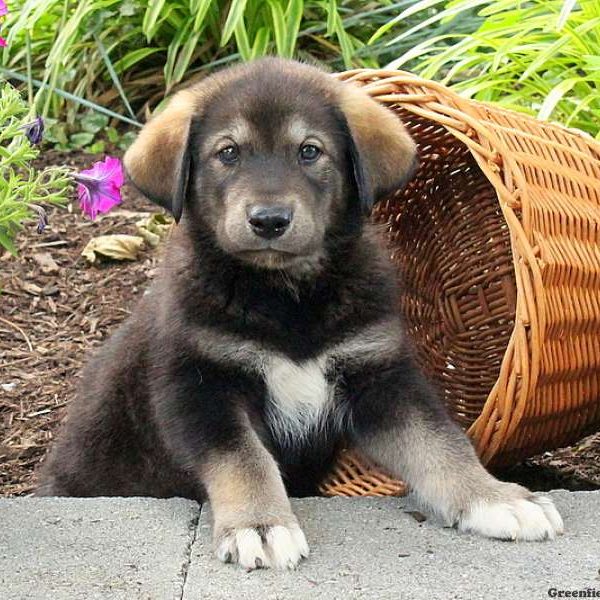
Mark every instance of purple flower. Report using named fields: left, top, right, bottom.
left=28, top=204, right=48, bottom=234
left=0, top=38, right=6, bottom=48
left=20, top=116, right=44, bottom=145
left=74, top=156, right=124, bottom=220
left=36, top=210, right=48, bottom=234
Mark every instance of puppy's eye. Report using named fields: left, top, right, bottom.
left=299, top=143, right=321, bottom=163
left=217, top=145, right=239, bottom=164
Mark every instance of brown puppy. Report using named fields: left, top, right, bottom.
left=37, top=58, right=563, bottom=571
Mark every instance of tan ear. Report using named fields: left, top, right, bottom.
left=123, top=89, right=198, bottom=222
left=337, top=83, right=417, bottom=212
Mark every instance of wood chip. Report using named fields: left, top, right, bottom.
left=32, top=253, right=60, bottom=274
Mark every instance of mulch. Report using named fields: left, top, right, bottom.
left=1, top=149, right=160, bottom=495
left=1, top=150, right=599, bottom=497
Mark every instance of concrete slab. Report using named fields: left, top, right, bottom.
left=0, top=492, right=598, bottom=599
left=185, top=491, right=600, bottom=600
left=0, top=497, right=200, bottom=600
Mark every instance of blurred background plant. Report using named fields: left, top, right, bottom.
left=376, top=0, right=600, bottom=138
left=1, top=0, right=598, bottom=143
left=0, top=0, right=476, bottom=134
left=0, top=81, right=71, bottom=253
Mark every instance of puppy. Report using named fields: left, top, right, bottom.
left=37, top=58, right=563, bottom=570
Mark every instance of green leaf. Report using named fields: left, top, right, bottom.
left=0, top=227, right=18, bottom=255
left=113, top=47, right=164, bottom=73
left=69, top=132, right=96, bottom=147
left=221, top=0, right=249, bottom=47
left=557, top=0, right=577, bottom=30
left=164, top=20, right=193, bottom=89
left=583, top=54, right=600, bottom=71
left=370, top=0, right=447, bottom=44
left=119, top=1, right=136, bottom=17
left=326, top=0, right=336, bottom=37
left=538, top=78, right=578, bottom=120
left=234, top=18, right=252, bottom=61
left=193, top=0, right=214, bottom=32
left=81, top=112, right=110, bottom=134
left=143, top=0, right=167, bottom=42
left=172, top=31, right=202, bottom=84
left=250, top=27, right=271, bottom=59
left=106, top=127, right=120, bottom=143
left=268, top=0, right=287, bottom=56
left=284, top=0, right=304, bottom=57
left=94, top=32, right=136, bottom=121
left=384, top=0, right=490, bottom=47
left=87, top=141, right=106, bottom=154
left=118, top=131, right=137, bottom=151
left=45, top=122, right=69, bottom=146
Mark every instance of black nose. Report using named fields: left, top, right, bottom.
left=247, top=206, right=293, bottom=240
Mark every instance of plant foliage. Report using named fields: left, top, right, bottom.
left=1, top=1, right=474, bottom=124
left=0, top=82, right=71, bottom=253
left=378, top=0, right=600, bottom=138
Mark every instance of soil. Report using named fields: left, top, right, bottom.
left=1, top=150, right=599, bottom=497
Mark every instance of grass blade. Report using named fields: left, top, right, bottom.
left=193, top=0, right=214, bottom=32
left=234, top=18, right=252, bottom=61
left=268, top=0, right=287, bottom=57
left=94, top=33, right=136, bottom=121
left=285, top=0, right=304, bottom=57
left=538, top=78, right=578, bottom=120
left=221, top=0, right=249, bottom=47
left=1, top=68, right=142, bottom=127
left=143, top=0, right=167, bottom=42
left=557, top=0, right=577, bottom=29
left=250, top=27, right=271, bottom=59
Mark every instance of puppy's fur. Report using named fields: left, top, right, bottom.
left=37, top=59, right=563, bottom=570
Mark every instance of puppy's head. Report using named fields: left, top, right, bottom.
left=124, top=59, right=416, bottom=271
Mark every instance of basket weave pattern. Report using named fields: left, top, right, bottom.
left=320, top=69, right=600, bottom=497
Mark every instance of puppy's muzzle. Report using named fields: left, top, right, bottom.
left=247, top=206, right=293, bottom=240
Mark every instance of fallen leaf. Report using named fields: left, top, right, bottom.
left=81, top=235, right=145, bottom=264
left=136, top=213, right=174, bottom=248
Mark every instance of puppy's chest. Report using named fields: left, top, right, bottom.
left=261, top=353, right=340, bottom=445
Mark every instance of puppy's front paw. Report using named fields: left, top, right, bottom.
left=215, top=523, right=309, bottom=570
left=458, top=489, right=563, bottom=541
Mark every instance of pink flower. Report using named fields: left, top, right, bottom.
left=0, top=1, right=7, bottom=48
left=74, top=156, right=124, bottom=220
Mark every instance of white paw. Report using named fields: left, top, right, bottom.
left=215, top=524, right=309, bottom=570
left=458, top=494, right=564, bottom=541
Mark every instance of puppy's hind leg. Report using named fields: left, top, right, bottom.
left=349, top=359, right=563, bottom=541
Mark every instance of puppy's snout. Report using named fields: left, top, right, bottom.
left=247, top=206, right=293, bottom=240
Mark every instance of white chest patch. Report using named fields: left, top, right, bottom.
left=262, top=355, right=335, bottom=445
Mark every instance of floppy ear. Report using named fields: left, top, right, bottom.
left=123, top=89, right=198, bottom=223
left=337, top=83, right=417, bottom=215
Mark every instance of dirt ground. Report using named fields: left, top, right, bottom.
left=1, top=150, right=599, bottom=497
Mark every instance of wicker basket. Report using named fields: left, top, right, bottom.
left=319, top=69, right=600, bottom=498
